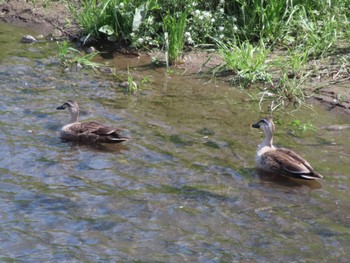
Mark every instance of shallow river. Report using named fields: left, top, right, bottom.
left=1, top=22, right=350, bottom=262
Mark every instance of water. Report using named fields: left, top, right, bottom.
left=1, top=22, right=350, bottom=262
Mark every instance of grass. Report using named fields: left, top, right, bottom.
left=293, top=6, right=339, bottom=58
left=238, top=0, right=292, bottom=42
left=67, top=0, right=349, bottom=59
left=163, top=12, right=187, bottom=65
left=68, top=0, right=158, bottom=43
left=57, top=40, right=104, bottom=70
left=126, top=67, right=138, bottom=94
left=215, top=38, right=271, bottom=86
left=289, top=119, right=317, bottom=135
left=64, top=0, right=349, bottom=52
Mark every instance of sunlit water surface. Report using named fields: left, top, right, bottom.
left=1, top=22, right=350, bottom=262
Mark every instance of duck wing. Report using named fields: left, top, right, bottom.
left=91, top=122, right=130, bottom=143
left=70, top=121, right=130, bottom=143
left=274, top=148, right=323, bottom=180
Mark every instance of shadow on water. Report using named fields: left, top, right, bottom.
left=0, top=22, right=350, bottom=262
left=256, top=170, right=323, bottom=190
left=61, top=140, right=130, bottom=153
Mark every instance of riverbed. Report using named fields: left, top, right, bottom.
left=1, top=22, right=350, bottom=262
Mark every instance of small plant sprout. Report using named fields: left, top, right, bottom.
left=127, top=67, right=138, bottom=94
left=57, top=40, right=104, bottom=70
left=290, top=119, right=317, bottom=134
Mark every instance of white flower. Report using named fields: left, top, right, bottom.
left=219, top=34, right=224, bottom=39
left=137, top=38, right=144, bottom=44
left=150, top=40, right=159, bottom=46
left=130, top=32, right=135, bottom=37
left=147, top=16, right=154, bottom=25
left=211, top=18, right=215, bottom=23
left=219, top=26, right=224, bottom=31
left=233, top=25, right=238, bottom=31
left=219, top=8, right=224, bottom=14
left=187, top=37, right=194, bottom=45
left=184, top=32, right=191, bottom=37
left=192, top=2, right=197, bottom=6
left=232, top=16, right=237, bottom=22
left=204, top=11, right=212, bottom=18
left=199, top=15, right=204, bottom=20
left=195, top=10, right=200, bottom=15
left=220, top=0, right=225, bottom=4
left=118, top=2, right=124, bottom=8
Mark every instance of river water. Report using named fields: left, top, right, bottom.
left=0, top=22, right=350, bottom=262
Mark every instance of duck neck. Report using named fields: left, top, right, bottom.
left=261, top=135, right=273, bottom=148
left=259, top=129, right=274, bottom=150
left=68, top=108, right=79, bottom=123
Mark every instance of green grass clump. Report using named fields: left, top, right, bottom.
left=68, top=0, right=157, bottom=43
left=163, top=12, right=187, bottom=65
left=57, top=40, right=103, bottom=69
left=215, top=38, right=271, bottom=86
left=126, top=67, right=138, bottom=94
left=67, top=0, right=349, bottom=56
left=289, top=6, right=339, bottom=58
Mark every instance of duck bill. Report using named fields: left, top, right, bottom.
left=251, top=122, right=260, bottom=129
left=56, top=104, right=66, bottom=110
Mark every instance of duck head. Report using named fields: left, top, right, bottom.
left=252, top=117, right=275, bottom=148
left=57, top=100, right=79, bottom=123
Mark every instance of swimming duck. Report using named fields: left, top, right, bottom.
left=252, top=117, right=322, bottom=180
left=56, top=100, right=130, bottom=143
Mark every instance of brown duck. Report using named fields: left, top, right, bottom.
left=56, top=100, right=130, bottom=143
left=252, top=117, right=323, bottom=180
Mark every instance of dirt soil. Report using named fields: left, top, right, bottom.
left=0, top=0, right=78, bottom=37
left=1, top=0, right=349, bottom=115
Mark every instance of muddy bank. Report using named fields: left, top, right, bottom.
left=0, top=0, right=77, bottom=38
left=1, top=0, right=349, bottom=114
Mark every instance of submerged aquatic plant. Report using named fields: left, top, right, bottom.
left=126, top=67, right=138, bottom=94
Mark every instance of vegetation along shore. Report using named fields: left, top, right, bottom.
left=1, top=0, right=349, bottom=113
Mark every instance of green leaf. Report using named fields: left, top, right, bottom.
left=99, top=25, right=115, bottom=36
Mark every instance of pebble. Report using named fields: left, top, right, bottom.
left=20, top=35, right=37, bottom=43
left=86, top=46, right=97, bottom=54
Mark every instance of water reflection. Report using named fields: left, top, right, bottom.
left=256, top=170, right=323, bottom=190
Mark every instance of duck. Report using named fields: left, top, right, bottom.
left=252, top=117, right=323, bottom=180
left=56, top=100, right=130, bottom=143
